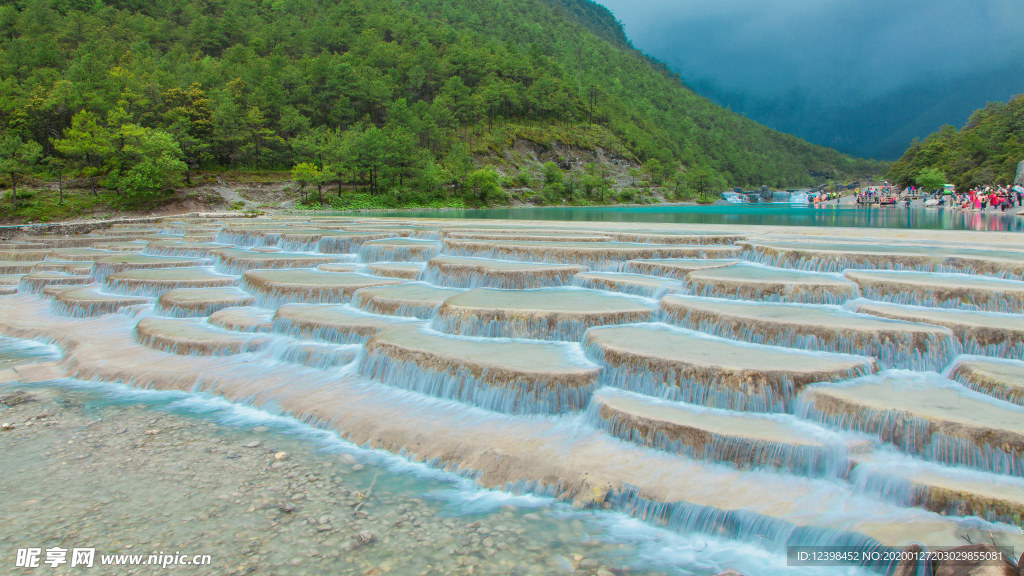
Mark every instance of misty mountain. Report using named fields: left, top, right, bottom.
left=597, top=0, right=1024, bottom=160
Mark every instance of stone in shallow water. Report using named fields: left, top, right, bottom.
left=949, top=357, right=1024, bottom=407
left=157, top=287, right=255, bottom=317
left=52, top=286, right=150, bottom=317
left=357, top=238, right=442, bottom=262
left=443, top=239, right=742, bottom=268
left=625, top=258, right=738, bottom=279
left=351, top=283, right=464, bottom=319
left=423, top=255, right=584, bottom=289
left=659, top=295, right=956, bottom=371
left=798, top=372, right=1024, bottom=475
left=434, top=287, right=655, bottom=340
left=573, top=271, right=680, bottom=298
left=583, top=323, right=875, bottom=411
left=211, top=248, right=337, bottom=274
left=854, top=301, right=1024, bottom=360
left=243, top=269, right=403, bottom=305
left=106, top=267, right=237, bottom=297
left=685, top=264, right=857, bottom=304
left=843, top=269, right=1024, bottom=313
left=588, top=389, right=852, bottom=475
left=207, top=306, right=275, bottom=333
left=272, top=304, right=419, bottom=344
left=361, top=325, right=600, bottom=414
left=366, top=262, right=424, bottom=280
left=136, top=317, right=268, bottom=355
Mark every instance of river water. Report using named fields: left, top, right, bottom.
left=0, top=339, right=866, bottom=576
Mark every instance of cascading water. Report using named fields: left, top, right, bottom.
left=2, top=215, right=1023, bottom=576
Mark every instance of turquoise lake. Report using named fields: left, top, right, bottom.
left=339, top=205, right=1023, bottom=232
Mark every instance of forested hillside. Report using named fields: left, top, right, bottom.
left=0, top=0, right=883, bottom=217
left=888, top=95, right=1023, bottom=191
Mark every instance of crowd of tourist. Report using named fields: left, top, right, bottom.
left=948, top=184, right=1023, bottom=212
left=853, top=186, right=898, bottom=205
left=847, top=183, right=1024, bottom=211
left=810, top=190, right=842, bottom=204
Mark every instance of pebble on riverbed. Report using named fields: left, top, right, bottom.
left=1, top=390, right=35, bottom=406
left=0, top=385, right=672, bottom=576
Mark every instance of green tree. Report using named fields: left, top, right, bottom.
left=542, top=161, right=563, bottom=186
left=465, top=166, right=505, bottom=204
left=0, top=133, right=43, bottom=209
left=110, top=124, right=187, bottom=204
left=45, top=155, right=68, bottom=206
left=915, top=167, right=947, bottom=192
left=291, top=162, right=325, bottom=205
left=52, top=110, right=111, bottom=197
left=163, top=83, right=215, bottom=185
left=682, top=164, right=726, bottom=203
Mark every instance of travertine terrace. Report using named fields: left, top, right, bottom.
left=2, top=215, right=1024, bottom=560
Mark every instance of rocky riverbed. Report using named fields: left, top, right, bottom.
left=0, top=380, right=695, bottom=576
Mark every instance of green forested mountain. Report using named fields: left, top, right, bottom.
left=0, top=0, right=883, bottom=213
left=888, top=95, right=1023, bottom=191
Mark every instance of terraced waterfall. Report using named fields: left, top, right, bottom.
left=2, top=216, right=1024, bottom=575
